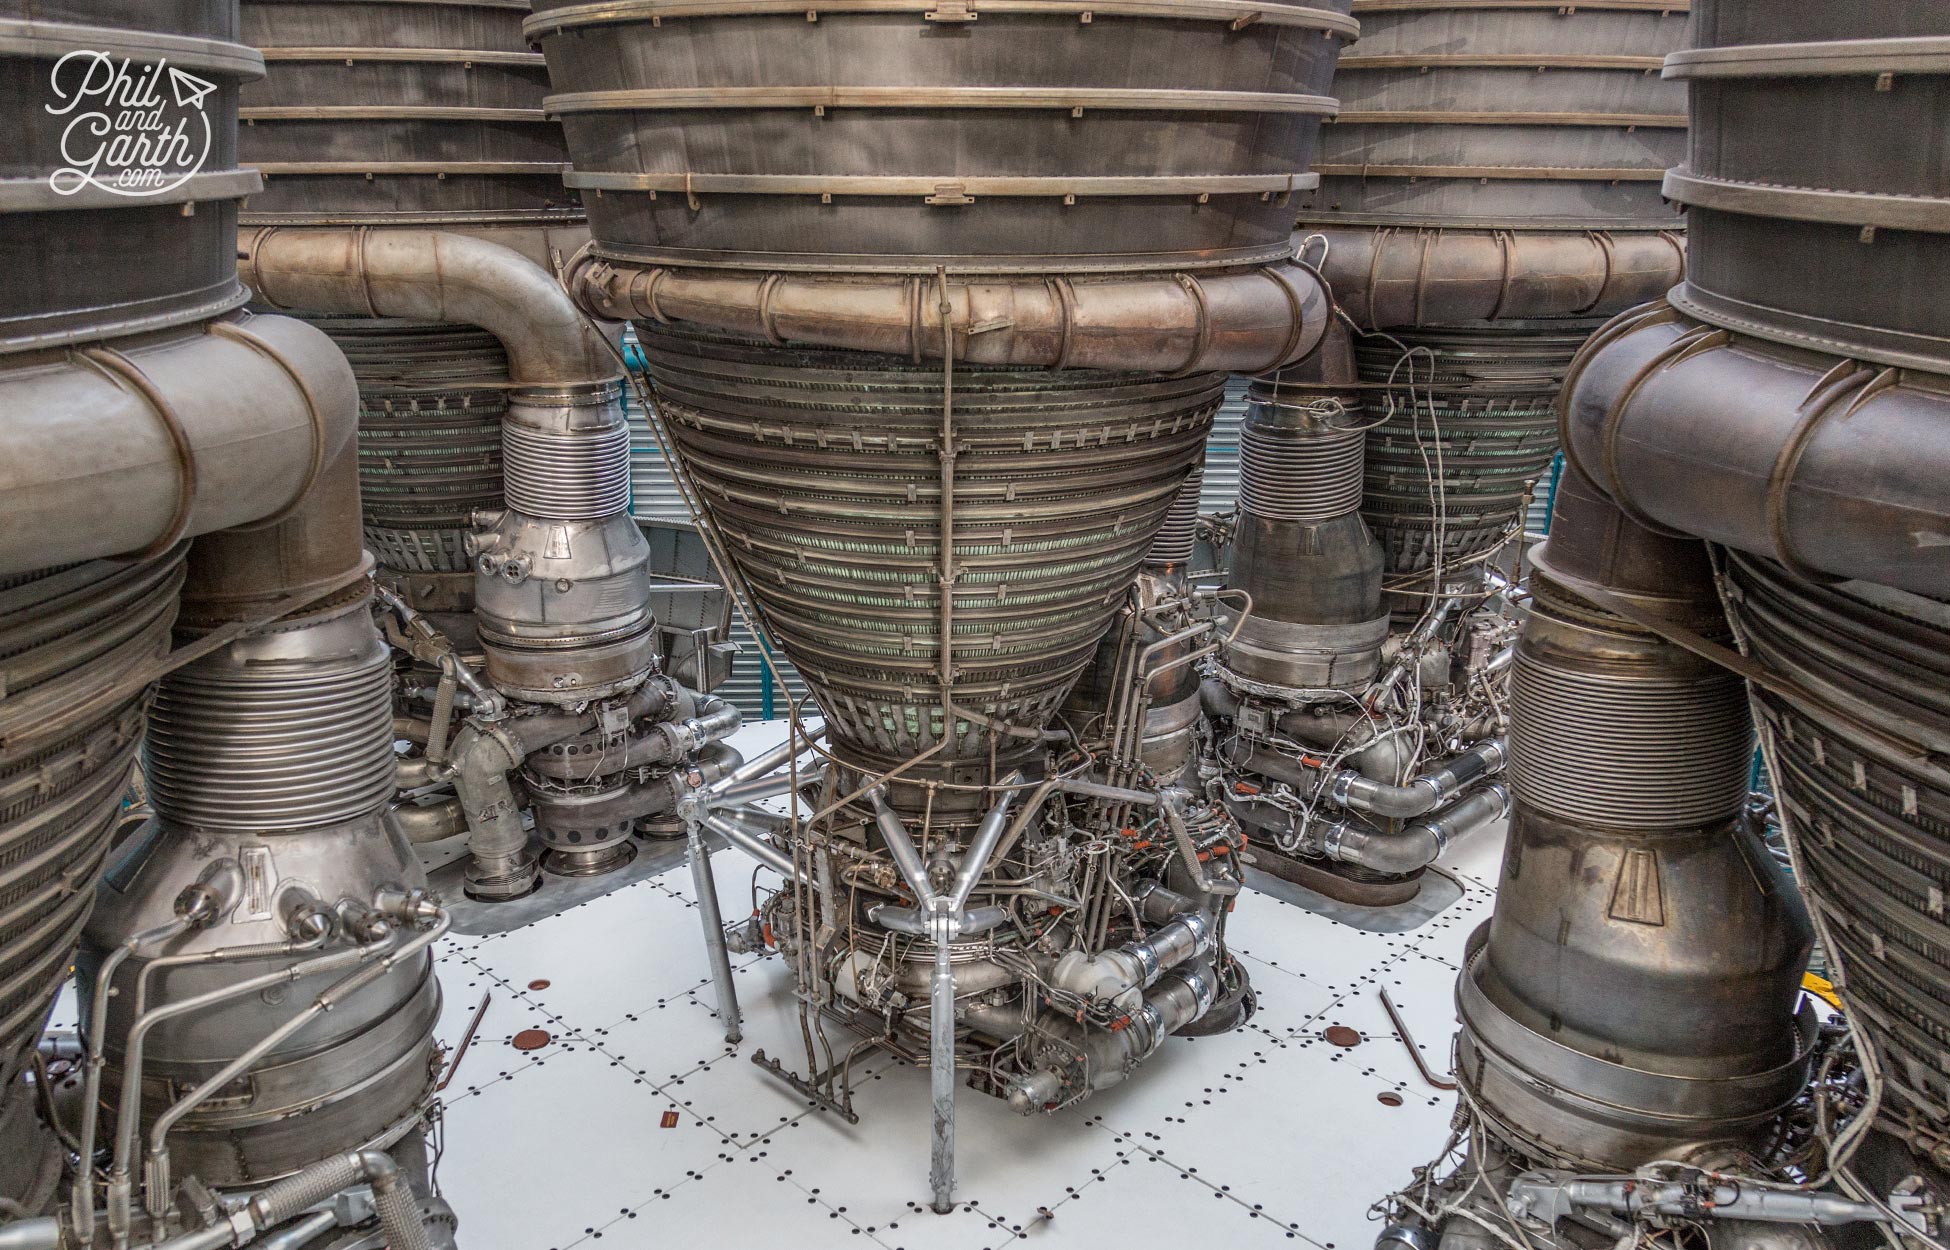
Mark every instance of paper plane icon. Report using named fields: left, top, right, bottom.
left=167, top=66, right=217, bottom=111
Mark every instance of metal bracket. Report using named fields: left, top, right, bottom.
left=924, top=181, right=976, bottom=205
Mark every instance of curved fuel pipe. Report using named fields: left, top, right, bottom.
left=1224, top=737, right=1507, bottom=820
left=0, top=314, right=358, bottom=578
left=239, top=228, right=614, bottom=389
left=1559, top=301, right=1950, bottom=599
left=1316, top=784, right=1511, bottom=877
left=566, top=250, right=1332, bottom=375
left=1004, top=964, right=1219, bottom=1113
left=1307, top=227, right=1686, bottom=331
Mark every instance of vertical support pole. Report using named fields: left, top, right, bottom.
left=928, top=911, right=957, bottom=1214
left=688, top=820, right=743, bottom=1044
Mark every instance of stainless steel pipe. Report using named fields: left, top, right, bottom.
left=0, top=316, right=358, bottom=577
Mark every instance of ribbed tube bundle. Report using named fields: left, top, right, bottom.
left=1726, top=554, right=1950, bottom=1125
left=322, top=319, right=509, bottom=579
left=531, top=0, right=1350, bottom=789
left=1147, top=467, right=1205, bottom=566
left=0, top=0, right=368, bottom=1209
left=641, top=330, right=1220, bottom=770
left=0, top=556, right=184, bottom=1090
left=1281, top=2, right=1695, bottom=639
left=1355, top=322, right=1587, bottom=589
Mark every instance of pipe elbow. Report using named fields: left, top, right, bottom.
left=241, top=227, right=619, bottom=389
left=1332, top=773, right=1441, bottom=820
left=1199, top=677, right=1240, bottom=721
left=0, top=312, right=358, bottom=577
left=1559, top=300, right=1950, bottom=599
left=1328, top=783, right=1510, bottom=876
left=1325, top=820, right=1441, bottom=877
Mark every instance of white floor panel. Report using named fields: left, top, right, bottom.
left=1235, top=954, right=1350, bottom=1038
left=462, top=879, right=716, bottom=1032
left=437, top=1039, right=711, bottom=1250
left=428, top=787, right=1499, bottom=1250
left=1034, top=1145, right=1326, bottom=1249
left=1130, top=1058, right=1457, bottom=1250
left=569, top=1150, right=880, bottom=1249
left=744, top=1052, right=1131, bottom=1246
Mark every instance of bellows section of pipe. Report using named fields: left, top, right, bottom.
left=1457, top=479, right=1814, bottom=1174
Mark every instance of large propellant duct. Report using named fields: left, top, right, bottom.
left=238, top=0, right=592, bottom=620
left=1569, top=0, right=1950, bottom=1146
left=0, top=0, right=376, bottom=1221
left=534, top=0, right=1336, bottom=1209
left=1211, top=2, right=1692, bottom=901
left=1379, top=3, right=1950, bottom=1244
left=1572, top=0, right=1950, bottom=1184
left=1460, top=475, right=1813, bottom=1172
left=238, top=5, right=742, bottom=900
left=1725, top=555, right=1950, bottom=1131
left=64, top=432, right=455, bottom=1248
left=0, top=556, right=187, bottom=1211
